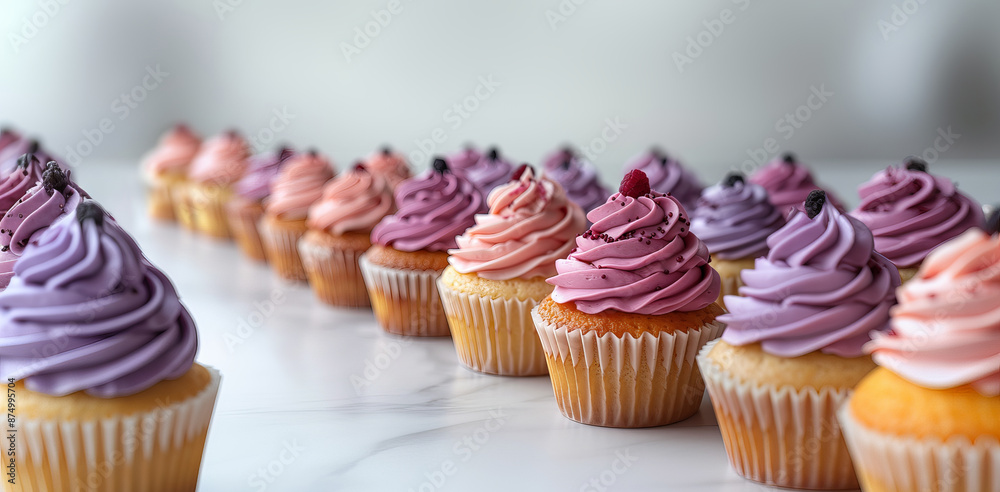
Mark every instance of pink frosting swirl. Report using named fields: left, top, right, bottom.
left=448, top=167, right=586, bottom=281
left=866, top=229, right=1000, bottom=396
left=307, top=166, right=394, bottom=235
left=364, top=148, right=411, bottom=189
left=187, top=131, right=250, bottom=185
left=141, top=124, right=201, bottom=177
left=851, top=163, right=985, bottom=268
left=548, top=187, right=721, bottom=314
left=749, top=154, right=843, bottom=216
left=264, top=151, right=335, bottom=221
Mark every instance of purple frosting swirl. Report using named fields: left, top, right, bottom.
left=0, top=206, right=198, bottom=398
left=690, top=177, right=786, bottom=259
left=371, top=169, right=485, bottom=252
left=447, top=146, right=483, bottom=176
left=719, top=200, right=900, bottom=358
left=0, top=129, right=20, bottom=157
left=0, top=141, right=55, bottom=177
left=542, top=148, right=609, bottom=214
left=458, top=148, right=513, bottom=198
left=624, top=149, right=703, bottom=211
left=749, top=155, right=844, bottom=217
left=234, top=147, right=296, bottom=202
left=0, top=154, right=47, bottom=214
left=851, top=164, right=985, bottom=268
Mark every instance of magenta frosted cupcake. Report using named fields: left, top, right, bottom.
left=141, top=124, right=201, bottom=222
left=183, top=130, right=250, bottom=237
left=361, top=158, right=486, bottom=336
left=542, top=146, right=609, bottom=214
left=226, top=147, right=295, bottom=262
left=0, top=127, right=19, bottom=156
left=851, top=158, right=985, bottom=282
left=624, top=148, right=702, bottom=211
left=447, top=145, right=483, bottom=177
left=0, top=139, right=55, bottom=177
left=749, top=153, right=843, bottom=217
left=0, top=153, right=46, bottom=216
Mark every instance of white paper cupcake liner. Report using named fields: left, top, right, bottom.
left=259, top=219, right=308, bottom=282
left=436, top=279, right=547, bottom=376
left=298, top=237, right=369, bottom=308
left=12, top=367, right=221, bottom=492
left=533, top=307, right=724, bottom=428
left=718, top=273, right=743, bottom=308
left=838, top=403, right=1000, bottom=492
left=697, top=340, right=859, bottom=490
left=359, top=254, right=449, bottom=336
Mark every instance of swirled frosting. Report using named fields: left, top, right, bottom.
left=187, top=130, right=250, bottom=186
left=749, top=154, right=843, bottom=216
left=307, top=166, right=394, bottom=235
left=364, top=148, right=411, bottom=189
left=0, top=204, right=198, bottom=397
left=866, top=229, right=1000, bottom=396
left=720, top=195, right=901, bottom=357
left=0, top=128, right=20, bottom=157
left=460, top=148, right=514, bottom=198
left=371, top=166, right=485, bottom=252
left=448, top=167, right=585, bottom=280
left=447, top=146, right=483, bottom=176
left=624, top=149, right=703, bottom=211
left=548, top=181, right=721, bottom=315
left=141, top=124, right=201, bottom=178
left=851, top=163, right=985, bottom=268
left=691, top=176, right=786, bottom=260
left=0, top=154, right=47, bottom=214
left=542, top=147, right=609, bottom=214
left=264, top=151, right=335, bottom=221
left=234, top=147, right=295, bottom=202
left=0, top=141, right=55, bottom=178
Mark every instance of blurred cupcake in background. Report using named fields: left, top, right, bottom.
left=446, top=145, right=483, bottom=177
left=541, top=146, right=609, bottom=215
left=361, top=157, right=485, bottom=336
left=0, top=202, right=221, bottom=491
left=259, top=150, right=335, bottom=281
left=457, top=147, right=514, bottom=199
left=0, top=127, right=21, bottom=157
left=851, top=157, right=985, bottom=283
left=226, top=146, right=295, bottom=262
left=535, top=169, right=724, bottom=427
left=300, top=164, right=394, bottom=307
left=624, top=148, right=702, bottom=211
left=749, top=152, right=843, bottom=217
left=364, top=146, right=411, bottom=189
left=184, top=130, right=250, bottom=237
left=438, top=165, right=585, bottom=376
left=0, top=138, right=56, bottom=177
left=141, top=124, right=201, bottom=222
left=698, top=191, right=899, bottom=490
left=0, top=153, right=48, bottom=215
left=690, top=173, right=785, bottom=308
left=840, top=229, right=1000, bottom=492
left=987, top=205, right=1000, bottom=235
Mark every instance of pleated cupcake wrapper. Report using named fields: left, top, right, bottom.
left=358, top=255, right=449, bottom=336
left=226, top=204, right=267, bottom=262
left=533, top=309, right=724, bottom=428
left=696, top=340, right=859, bottom=490
left=298, top=238, right=370, bottom=308
left=188, top=186, right=232, bottom=239
left=259, top=220, right=308, bottom=282
left=172, top=185, right=197, bottom=231
left=12, top=367, right=221, bottom=492
left=436, top=279, right=547, bottom=376
left=838, top=403, right=1000, bottom=492
left=146, top=181, right=175, bottom=222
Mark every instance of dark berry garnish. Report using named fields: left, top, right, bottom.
left=512, top=163, right=533, bottom=180
left=782, top=152, right=797, bottom=164
left=432, top=157, right=450, bottom=174
left=560, top=159, right=571, bottom=170
left=805, top=190, right=826, bottom=219
left=277, top=147, right=295, bottom=162
left=16, top=153, right=38, bottom=170
left=225, top=129, right=240, bottom=138
left=722, top=172, right=745, bottom=187
left=354, top=162, right=368, bottom=173
left=487, top=147, right=500, bottom=161
left=76, top=201, right=105, bottom=227
left=650, top=146, right=666, bottom=160
left=42, top=162, right=69, bottom=195
left=619, top=170, right=650, bottom=198
left=381, top=145, right=392, bottom=155
left=986, top=207, right=999, bottom=235
left=904, top=157, right=928, bottom=173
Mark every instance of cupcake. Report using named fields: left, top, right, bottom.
left=749, top=152, right=843, bottom=217
left=438, top=165, right=585, bottom=376
left=184, top=130, right=250, bottom=238
left=456, top=147, right=514, bottom=199
left=987, top=206, right=1000, bottom=235
left=361, top=158, right=485, bottom=336
left=534, top=169, right=724, bottom=427
left=851, top=158, right=985, bottom=283
left=364, top=147, right=412, bottom=189
left=447, top=145, right=483, bottom=176
left=690, top=173, right=785, bottom=308
left=623, top=148, right=702, bottom=211
left=299, top=164, right=394, bottom=307
left=0, top=162, right=85, bottom=290
left=0, top=202, right=221, bottom=492
left=259, top=150, right=335, bottom=281
left=0, top=139, right=55, bottom=177
left=0, top=127, right=21, bottom=157
left=141, top=124, right=201, bottom=222
left=541, top=146, right=609, bottom=214
left=697, top=190, right=900, bottom=490
left=840, top=229, right=999, bottom=492
left=226, top=147, right=295, bottom=262
left=0, top=153, right=47, bottom=215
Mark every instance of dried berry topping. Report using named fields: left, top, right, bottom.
left=353, top=162, right=368, bottom=173
left=16, top=153, right=38, bottom=170
left=722, top=172, right=745, bottom=187
left=559, top=159, right=571, bottom=170
left=76, top=201, right=105, bottom=227
left=512, top=163, right=533, bottom=180
left=782, top=152, right=797, bottom=164
left=619, top=169, right=650, bottom=198
left=380, top=145, right=392, bottom=155
left=986, top=207, right=1000, bottom=235
left=42, top=162, right=69, bottom=195
left=904, top=157, right=928, bottom=173
left=432, top=157, right=450, bottom=174
left=805, top=190, right=826, bottom=219
left=277, top=147, right=295, bottom=162
left=487, top=147, right=500, bottom=161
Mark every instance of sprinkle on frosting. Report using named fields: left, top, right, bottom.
left=623, top=148, right=703, bottom=211
left=691, top=173, right=786, bottom=260
left=749, top=154, right=844, bottom=217
left=866, top=229, right=1000, bottom=396
left=265, top=150, right=335, bottom=220
left=306, top=165, right=394, bottom=235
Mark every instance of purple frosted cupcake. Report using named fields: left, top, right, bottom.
left=624, top=148, right=702, bottom=211
left=226, top=146, right=296, bottom=262
left=0, top=128, right=21, bottom=158
left=542, top=146, right=609, bottom=214
left=447, top=145, right=483, bottom=177
left=0, top=139, right=55, bottom=177
left=0, top=153, right=48, bottom=216
left=749, top=152, right=844, bottom=217
left=456, top=147, right=513, bottom=198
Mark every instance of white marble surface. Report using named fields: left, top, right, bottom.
left=73, top=160, right=998, bottom=492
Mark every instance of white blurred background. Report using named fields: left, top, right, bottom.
left=1, top=0, right=998, bottom=191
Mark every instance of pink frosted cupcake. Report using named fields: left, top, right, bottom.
left=142, top=124, right=201, bottom=222
left=226, top=147, right=295, bottom=262
left=184, top=130, right=250, bottom=237
left=749, top=152, right=843, bottom=217
left=364, top=147, right=412, bottom=189
left=0, top=153, right=47, bottom=217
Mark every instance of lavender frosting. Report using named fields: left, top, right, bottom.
left=447, top=146, right=483, bottom=177
left=0, top=140, right=55, bottom=177
left=0, top=203, right=198, bottom=398
left=234, top=147, right=296, bottom=202
left=371, top=162, right=486, bottom=252
left=460, top=148, right=513, bottom=198
left=690, top=175, right=786, bottom=260
left=542, top=147, right=609, bottom=214
left=0, top=128, right=20, bottom=157
left=720, top=195, right=900, bottom=358
left=623, top=149, right=703, bottom=211
left=0, top=154, right=48, bottom=214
